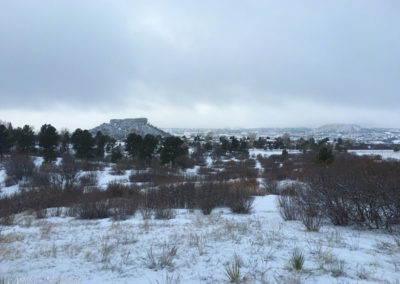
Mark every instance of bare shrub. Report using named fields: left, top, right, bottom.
left=79, top=172, right=98, bottom=188
left=140, top=207, right=153, bottom=220
left=214, top=160, right=259, bottom=181
left=300, top=214, right=322, bottom=232
left=294, top=186, right=323, bottom=232
left=100, top=236, right=116, bottom=263
left=35, top=209, right=47, bottom=219
left=58, top=154, right=80, bottom=188
left=129, top=168, right=185, bottom=186
left=154, top=207, right=176, bottom=220
left=0, top=183, right=83, bottom=218
left=106, top=181, right=142, bottom=201
left=110, top=159, right=136, bottom=175
left=110, top=164, right=125, bottom=175
left=278, top=196, right=299, bottom=221
left=73, top=191, right=111, bottom=219
left=188, top=233, right=207, bottom=256
left=79, top=160, right=105, bottom=172
left=327, top=259, right=346, bottom=277
left=263, top=180, right=279, bottom=195
left=226, top=184, right=254, bottom=214
left=72, top=182, right=141, bottom=220
left=300, top=154, right=400, bottom=230
left=154, top=273, right=181, bottom=284
left=110, top=198, right=138, bottom=220
left=198, top=166, right=216, bottom=176
left=129, top=170, right=153, bottom=183
left=144, top=243, right=178, bottom=270
left=197, top=183, right=221, bottom=215
left=106, top=181, right=133, bottom=198
left=0, top=214, right=14, bottom=226
left=4, top=154, right=36, bottom=182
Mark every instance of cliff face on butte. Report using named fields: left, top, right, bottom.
left=89, top=118, right=169, bottom=139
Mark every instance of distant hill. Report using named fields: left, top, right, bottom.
left=315, top=123, right=363, bottom=133
left=162, top=123, right=400, bottom=144
left=90, top=118, right=169, bottom=139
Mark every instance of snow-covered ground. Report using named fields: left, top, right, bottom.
left=1, top=195, right=399, bottom=283
left=96, top=167, right=132, bottom=189
left=1, top=152, right=400, bottom=283
left=348, top=150, right=400, bottom=160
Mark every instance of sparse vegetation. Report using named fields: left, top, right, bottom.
left=224, top=258, right=241, bottom=283
left=290, top=248, right=305, bottom=271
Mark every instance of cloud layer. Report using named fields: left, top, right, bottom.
left=1, top=0, right=399, bottom=129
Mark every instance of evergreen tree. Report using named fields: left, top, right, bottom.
left=125, top=133, right=143, bottom=158
left=220, top=137, right=230, bottom=153
left=230, top=136, right=239, bottom=151
left=71, top=129, right=95, bottom=159
left=15, top=125, right=35, bottom=153
left=111, top=145, right=123, bottom=163
left=0, top=124, right=11, bottom=158
left=105, top=135, right=116, bottom=153
left=94, top=131, right=106, bottom=159
left=273, top=137, right=285, bottom=149
left=317, top=146, right=334, bottom=163
left=239, top=139, right=249, bottom=153
left=282, top=149, right=289, bottom=159
left=59, top=129, right=71, bottom=154
left=139, top=134, right=158, bottom=161
left=335, top=137, right=345, bottom=152
left=38, top=124, right=59, bottom=163
left=253, top=137, right=266, bottom=149
left=204, top=141, right=212, bottom=151
left=160, top=136, right=187, bottom=165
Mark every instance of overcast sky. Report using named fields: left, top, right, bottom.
left=1, top=0, right=399, bottom=130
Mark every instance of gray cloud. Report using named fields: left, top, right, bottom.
left=0, top=0, right=399, bottom=127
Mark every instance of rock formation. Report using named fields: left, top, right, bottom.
left=90, top=118, right=169, bottom=139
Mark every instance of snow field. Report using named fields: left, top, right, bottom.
left=1, top=195, right=399, bottom=283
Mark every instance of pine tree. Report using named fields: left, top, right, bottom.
left=15, top=125, right=35, bottom=153
left=111, top=145, right=123, bottom=162
left=38, top=124, right=59, bottom=163
left=139, top=134, right=158, bottom=161
left=317, top=146, right=334, bottom=163
left=160, top=136, right=187, bottom=165
left=125, top=133, right=143, bottom=158
left=230, top=136, right=239, bottom=152
left=0, top=124, right=11, bottom=158
left=95, top=131, right=106, bottom=159
left=71, top=129, right=95, bottom=159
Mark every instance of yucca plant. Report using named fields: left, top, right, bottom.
left=290, top=248, right=305, bottom=271
left=225, top=259, right=241, bottom=283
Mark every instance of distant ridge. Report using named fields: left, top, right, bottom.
left=162, top=123, right=400, bottom=143
left=89, top=118, right=169, bottom=139
left=315, top=123, right=363, bottom=133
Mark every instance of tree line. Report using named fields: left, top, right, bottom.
left=0, top=122, right=190, bottom=166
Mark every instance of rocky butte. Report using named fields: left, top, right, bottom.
left=89, top=118, right=169, bottom=140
